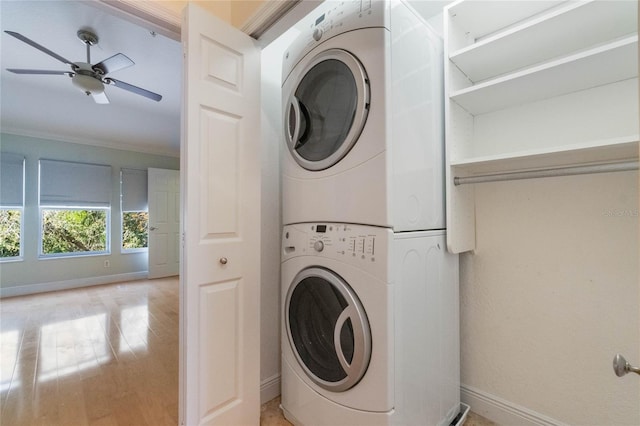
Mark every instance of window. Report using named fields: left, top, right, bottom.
left=121, top=168, right=148, bottom=251
left=0, top=153, right=25, bottom=260
left=39, top=160, right=112, bottom=257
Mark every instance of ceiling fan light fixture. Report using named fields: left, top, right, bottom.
left=71, top=72, right=104, bottom=95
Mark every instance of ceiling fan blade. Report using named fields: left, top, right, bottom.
left=92, top=91, right=110, bottom=104
left=7, top=68, right=72, bottom=75
left=106, top=78, right=162, bottom=102
left=93, top=53, right=134, bottom=75
left=4, top=31, right=74, bottom=66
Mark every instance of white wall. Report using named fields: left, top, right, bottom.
left=461, top=171, right=639, bottom=425
left=0, top=133, right=179, bottom=297
left=259, top=28, right=299, bottom=403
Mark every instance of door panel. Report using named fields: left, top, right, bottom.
left=200, top=108, right=239, bottom=236
left=148, top=168, right=180, bottom=279
left=181, top=3, right=261, bottom=425
left=199, top=280, right=240, bottom=418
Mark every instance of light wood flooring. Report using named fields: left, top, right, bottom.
left=1, top=278, right=494, bottom=426
left=1, top=278, right=180, bottom=426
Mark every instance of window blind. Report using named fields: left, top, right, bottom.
left=39, top=159, right=112, bottom=207
left=1, top=153, right=25, bottom=207
left=121, top=168, right=148, bottom=212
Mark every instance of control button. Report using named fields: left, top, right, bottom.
left=314, top=240, right=324, bottom=252
left=313, top=28, right=323, bottom=41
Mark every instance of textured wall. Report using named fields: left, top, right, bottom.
left=460, top=170, right=639, bottom=425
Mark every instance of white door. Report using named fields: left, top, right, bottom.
left=180, top=3, right=261, bottom=425
left=148, top=168, right=180, bottom=279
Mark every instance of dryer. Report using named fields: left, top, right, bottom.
left=281, top=0, right=444, bottom=232
left=280, top=223, right=461, bottom=425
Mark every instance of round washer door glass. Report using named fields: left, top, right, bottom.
left=285, top=49, right=370, bottom=171
left=286, top=267, right=371, bottom=392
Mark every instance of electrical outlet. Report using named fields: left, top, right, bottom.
left=104, top=260, right=110, bottom=268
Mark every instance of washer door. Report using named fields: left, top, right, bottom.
left=285, top=267, right=371, bottom=392
left=285, top=49, right=370, bottom=171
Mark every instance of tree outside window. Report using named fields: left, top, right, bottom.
left=41, top=209, right=108, bottom=255
left=0, top=210, right=21, bottom=258
left=122, top=211, right=148, bottom=249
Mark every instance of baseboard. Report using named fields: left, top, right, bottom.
left=461, top=384, right=568, bottom=426
left=261, top=373, right=281, bottom=405
left=0, top=272, right=148, bottom=298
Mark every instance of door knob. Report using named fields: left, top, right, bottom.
left=149, top=226, right=158, bottom=231
left=219, top=257, right=228, bottom=265
left=613, top=354, right=640, bottom=377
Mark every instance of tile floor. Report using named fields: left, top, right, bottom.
left=1, top=278, right=496, bottom=426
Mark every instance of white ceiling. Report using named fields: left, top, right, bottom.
left=1, top=1, right=182, bottom=157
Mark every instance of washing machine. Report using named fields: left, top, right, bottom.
left=281, top=0, right=444, bottom=232
left=280, top=223, right=462, bottom=425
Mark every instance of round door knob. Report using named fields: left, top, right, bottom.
left=314, top=241, right=324, bottom=252
left=613, top=354, right=640, bottom=377
left=219, top=257, right=228, bottom=265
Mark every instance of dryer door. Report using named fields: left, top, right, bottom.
left=285, top=49, right=370, bottom=171
left=285, top=267, right=372, bottom=392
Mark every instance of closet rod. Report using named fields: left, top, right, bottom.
left=454, top=161, right=638, bottom=186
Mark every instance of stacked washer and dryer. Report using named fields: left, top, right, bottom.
left=280, top=1, right=466, bottom=425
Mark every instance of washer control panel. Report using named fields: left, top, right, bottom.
left=282, top=223, right=391, bottom=273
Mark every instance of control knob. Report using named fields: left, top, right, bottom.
left=314, top=240, right=324, bottom=252
left=313, top=28, right=323, bottom=41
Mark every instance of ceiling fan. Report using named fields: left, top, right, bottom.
left=4, top=29, right=162, bottom=104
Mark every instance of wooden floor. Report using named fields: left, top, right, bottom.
left=1, top=278, right=495, bottom=426
left=1, top=278, right=180, bottom=426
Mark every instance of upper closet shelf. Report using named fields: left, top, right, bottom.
left=450, top=35, right=638, bottom=115
left=447, top=0, right=559, bottom=42
left=449, top=0, right=638, bottom=83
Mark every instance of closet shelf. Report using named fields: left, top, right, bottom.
left=447, top=0, right=559, bottom=44
left=450, top=136, right=639, bottom=176
left=450, top=35, right=638, bottom=115
left=449, top=1, right=638, bottom=83
left=444, top=0, right=639, bottom=253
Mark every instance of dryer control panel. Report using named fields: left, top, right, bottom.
left=282, top=223, right=392, bottom=275
left=282, top=0, right=388, bottom=84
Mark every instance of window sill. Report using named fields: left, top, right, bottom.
left=38, top=252, right=111, bottom=261
left=121, top=248, right=148, bottom=254
left=0, top=256, right=24, bottom=263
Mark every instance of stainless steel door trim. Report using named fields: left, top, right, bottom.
left=284, top=48, right=370, bottom=171
left=285, top=266, right=372, bottom=392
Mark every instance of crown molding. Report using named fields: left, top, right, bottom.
left=241, top=0, right=300, bottom=38
left=92, top=0, right=181, bottom=41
